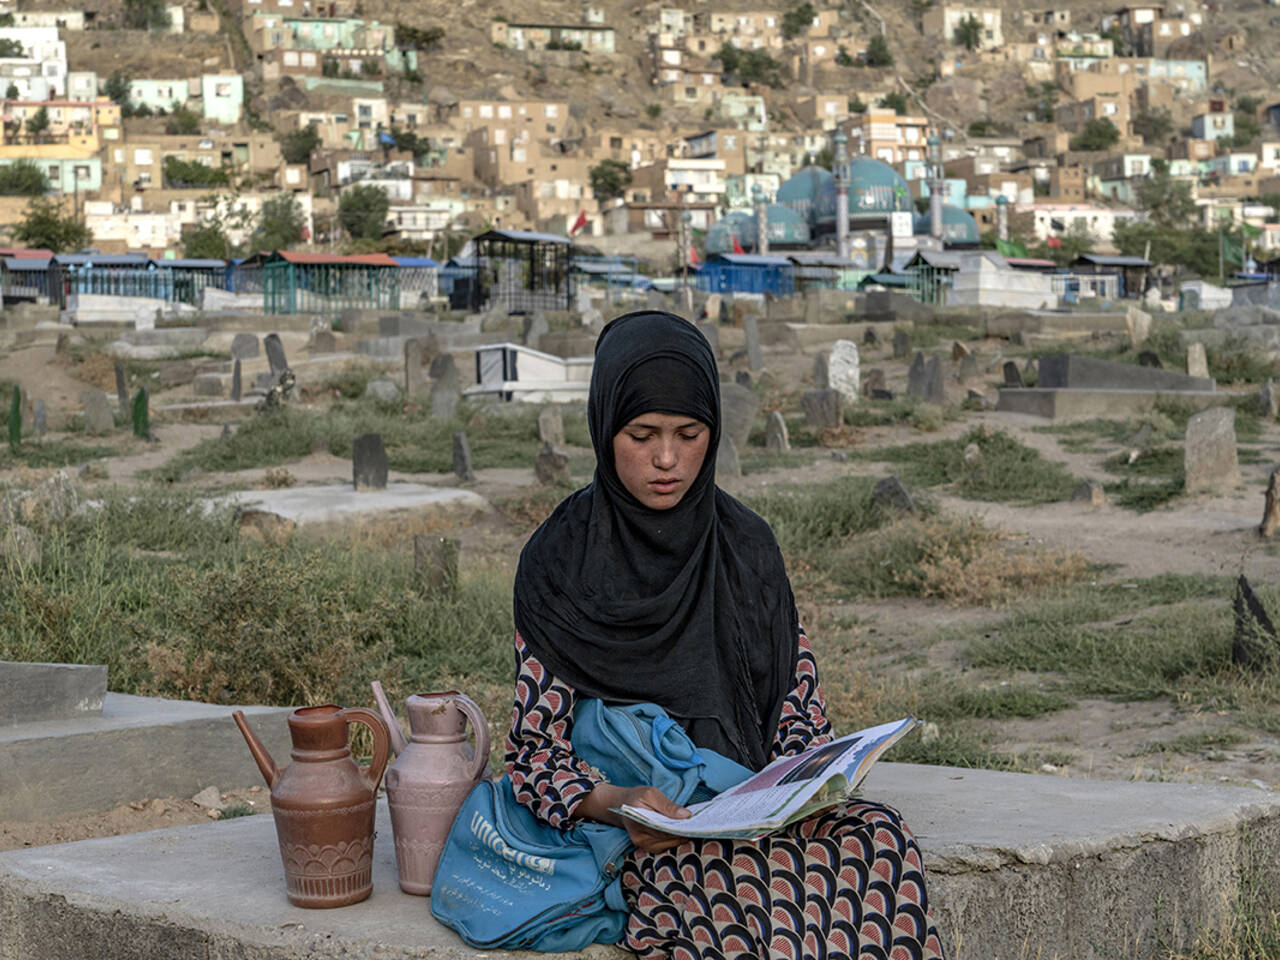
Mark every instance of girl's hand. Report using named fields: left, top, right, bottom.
left=576, top=783, right=691, bottom=853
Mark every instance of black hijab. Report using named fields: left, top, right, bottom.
left=513, top=311, right=799, bottom=771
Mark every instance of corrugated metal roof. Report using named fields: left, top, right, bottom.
left=3, top=257, right=50, bottom=270
left=1074, top=253, right=1151, bottom=267
left=391, top=256, right=439, bottom=267
left=1005, top=257, right=1058, bottom=268
left=0, top=247, right=53, bottom=258
left=161, top=258, right=227, bottom=268
left=52, top=253, right=150, bottom=266
left=786, top=252, right=865, bottom=269
left=273, top=251, right=400, bottom=266
left=473, top=228, right=572, bottom=245
left=707, top=253, right=793, bottom=267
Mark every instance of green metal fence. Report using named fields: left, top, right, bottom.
left=264, top=260, right=401, bottom=316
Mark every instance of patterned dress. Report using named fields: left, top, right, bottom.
left=506, top=633, right=946, bottom=960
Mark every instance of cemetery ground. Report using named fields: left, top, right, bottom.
left=4, top=313, right=1280, bottom=956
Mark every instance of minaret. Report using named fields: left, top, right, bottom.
left=753, top=183, right=769, bottom=255
left=927, top=132, right=944, bottom=243
left=834, top=129, right=850, bottom=261
left=996, top=195, right=1009, bottom=243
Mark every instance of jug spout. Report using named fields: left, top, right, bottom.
left=233, top=710, right=280, bottom=789
left=370, top=680, right=408, bottom=755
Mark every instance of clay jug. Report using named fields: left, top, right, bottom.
left=371, top=682, right=490, bottom=895
left=233, top=705, right=389, bottom=908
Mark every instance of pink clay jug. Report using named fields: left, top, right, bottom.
left=371, top=682, right=490, bottom=895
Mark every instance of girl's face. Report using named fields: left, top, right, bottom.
left=612, top=412, right=711, bottom=510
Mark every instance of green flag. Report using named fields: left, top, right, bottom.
left=1222, top=232, right=1245, bottom=267
left=1241, top=222, right=1262, bottom=240
left=996, top=238, right=1030, bottom=259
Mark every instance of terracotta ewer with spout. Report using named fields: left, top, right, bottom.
left=233, top=704, right=390, bottom=908
left=371, top=682, right=490, bottom=895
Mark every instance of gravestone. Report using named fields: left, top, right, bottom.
left=1257, top=379, right=1278, bottom=419
left=352, top=434, right=388, bottom=491
left=863, top=326, right=878, bottom=346
left=1125, top=305, right=1152, bottom=349
left=1071, top=480, right=1106, bottom=506
left=1233, top=575, right=1277, bottom=671
left=1002, top=361, right=1024, bottom=388
left=429, top=354, right=461, bottom=421
left=765, top=410, right=790, bottom=452
left=702, top=293, right=722, bottom=322
left=364, top=378, right=400, bottom=405
left=719, top=382, right=758, bottom=451
left=193, top=374, right=223, bottom=397
left=253, top=372, right=273, bottom=392
left=906, top=352, right=928, bottom=398
left=113, top=363, right=128, bottom=412
left=263, top=333, right=288, bottom=376
left=827, top=340, right=860, bottom=404
left=452, top=431, right=475, bottom=482
left=414, top=535, right=459, bottom=595
left=32, top=399, right=46, bottom=438
left=1185, top=343, right=1210, bottom=381
left=54, top=331, right=69, bottom=356
left=1183, top=406, right=1239, bottom=494
left=716, top=435, right=742, bottom=478
left=81, top=391, right=113, bottom=435
left=1023, top=358, right=1037, bottom=378
left=861, top=368, right=886, bottom=397
left=951, top=341, right=971, bottom=362
left=159, top=362, right=196, bottom=387
left=1038, top=354, right=1213, bottom=392
left=958, top=353, right=979, bottom=381
left=1136, top=350, right=1163, bottom=369
left=812, top=352, right=830, bottom=389
left=892, top=329, right=910, bottom=359
left=312, top=329, right=337, bottom=354
left=697, top=322, right=719, bottom=356
left=231, top=360, right=242, bottom=402
left=801, top=389, right=842, bottom=428
left=131, top=389, right=150, bottom=440
left=534, top=442, right=571, bottom=485
left=404, top=338, right=430, bottom=397
left=523, top=311, right=550, bottom=348
left=923, top=356, right=945, bottom=405
left=576, top=287, right=592, bottom=315
left=735, top=370, right=752, bottom=388
left=230, top=333, right=260, bottom=361
left=872, top=475, right=915, bottom=512
left=537, top=406, right=564, bottom=447
left=743, top=313, right=764, bottom=371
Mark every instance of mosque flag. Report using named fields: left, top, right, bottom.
left=732, top=236, right=745, bottom=255
left=570, top=210, right=588, bottom=235
left=688, top=245, right=701, bottom=267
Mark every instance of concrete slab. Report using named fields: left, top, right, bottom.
left=987, top=310, right=1128, bottom=338
left=1039, top=353, right=1215, bottom=393
left=0, top=661, right=106, bottom=726
left=218, top=484, right=489, bottom=525
left=997, top=387, right=1225, bottom=420
left=1, top=763, right=1276, bottom=958
left=0, top=694, right=291, bottom=821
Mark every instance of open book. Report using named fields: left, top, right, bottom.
left=618, top=717, right=918, bottom=841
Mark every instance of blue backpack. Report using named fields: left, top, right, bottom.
left=429, top=701, right=751, bottom=951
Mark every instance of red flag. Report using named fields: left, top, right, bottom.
left=1046, top=235, right=1062, bottom=249
left=732, top=235, right=745, bottom=255
left=570, top=210, right=587, bottom=235
left=688, top=245, right=701, bottom=266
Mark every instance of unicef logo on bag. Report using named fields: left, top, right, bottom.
left=470, top=811, right=556, bottom=876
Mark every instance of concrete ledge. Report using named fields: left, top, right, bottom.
left=1, top=763, right=1277, bottom=958
left=218, top=484, right=490, bottom=526
left=0, top=694, right=292, bottom=821
left=0, top=661, right=106, bottom=726
left=997, top=387, right=1225, bottom=420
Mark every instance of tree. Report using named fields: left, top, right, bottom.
left=104, top=70, right=132, bottom=108
left=1029, top=81, right=1058, bottom=123
left=280, top=125, right=321, bottom=165
left=1102, top=24, right=1125, bottom=56
left=252, top=194, right=305, bottom=251
left=1113, top=219, right=1220, bottom=276
left=14, top=198, right=92, bottom=252
left=848, top=95, right=867, bottom=114
left=4, top=83, right=17, bottom=100
left=387, top=127, right=430, bottom=162
left=163, top=157, right=230, bottom=189
left=165, top=105, right=201, bottom=135
left=24, top=107, right=49, bottom=141
left=395, top=23, right=445, bottom=49
left=589, top=159, right=632, bottom=201
left=1227, top=111, right=1262, bottom=148
left=865, top=34, right=893, bottom=67
left=968, top=118, right=993, bottom=137
left=0, top=160, right=49, bottom=196
left=122, top=0, right=169, bottom=30
left=716, top=43, right=785, bottom=87
left=834, top=45, right=854, bottom=67
left=781, top=2, right=816, bottom=40
left=1135, top=165, right=1195, bottom=231
left=878, top=91, right=909, bottom=113
left=954, top=14, right=982, bottom=50
left=0, top=38, right=24, bottom=58
left=1069, top=117, right=1120, bottom=151
left=1132, top=107, right=1173, bottom=145
left=184, top=222, right=233, bottom=259
left=1047, top=220, right=1096, bottom=266
left=337, top=183, right=390, bottom=241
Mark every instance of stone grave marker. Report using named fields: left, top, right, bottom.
left=54, top=331, right=69, bottom=356
left=523, top=311, right=549, bottom=348
left=697, top=322, right=719, bottom=356
left=113, top=363, right=129, bottom=412
left=312, top=330, right=337, bottom=354
left=32, top=399, right=46, bottom=438
left=231, top=360, right=242, bottom=402
left=958, top=353, right=979, bottom=381
left=743, top=313, right=764, bottom=371
left=534, top=442, right=571, bottom=485
left=801, top=389, right=842, bottom=428
left=452, top=431, right=475, bottom=482
left=1023, top=358, right=1037, bottom=378
left=364, top=378, right=400, bottom=405
left=703, top=293, right=722, bottom=322
left=861, top=368, right=886, bottom=397
left=735, top=370, right=752, bottom=388
left=812, top=351, right=830, bottom=389
left=1136, top=350, right=1163, bottom=369
left=1233, top=575, right=1277, bottom=670
left=951, top=341, right=971, bottom=362
left=404, top=338, right=429, bottom=398
left=1002, top=361, right=1024, bottom=388
left=716, top=435, right=742, bottom=478
left=1126, top=304, right=1152, bottom=349
left=263, top=333, right=289, bottom=376
left=827, top=340, right=860, bottom=403
left=231, top=333, right=260, bottom=360
left=193, top=374, right=223, bottom=397
left=429, top=354, right=461, bottom=421
left=872, top=475, right=915, bottom=512
left=132, top=389, right=150, bottom=440
left=81, top=391, right=113, bottom=435
left=1184, top=406, right=1239, bottom=494
left=892, top=329, right=910, bottom=359
left=1261, top=468, right=1280, bottom=538
left=1071, top=480, right=1106, bottom=506
left=159, top=361, right=196, bottom=387
left=538, top=406, right=564, bottom=447
left=720, top=382, right=758, bottom=451
left=253, top=372, right=273, bottom=392
left=414, top=535, right=460, bottom=595
left=0, top=660, right=107, bottom=725
left=576, top=287, right=592, bottom=314
left=765, top=410, right=790, bottom=452
left=1185, top=343, right=1209, bottom=380
left=1258, top=379, right=1278, bottom=419
left=906, top=352, right=928, bottom=398
left=353, top=433, right=388, bottom=491
left=923, top=356, right=945, bottom=405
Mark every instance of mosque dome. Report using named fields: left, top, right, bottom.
left=912, top=204, right=982, bottom=246
left=844, top=156, right=914, bottom=215
left=777, top=165, right=836, bottom=233
left=705, top=205, right=811, bottom=253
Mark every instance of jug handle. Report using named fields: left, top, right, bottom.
left=339, top=707, right=391, bottom=791
left=453, top=693, right=492, bottom=782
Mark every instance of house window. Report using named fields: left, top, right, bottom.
left=47, top=164, right=59, bottom=180
left=479, top=104, right=493, bottom=118
left=216, top=83, right=231, bottom=97
left=498, top=105, right=512, bottom=118
left=74, top=165, right=89, bottom=180
left=135, top=149, right=153, bottom=165
left=301, top=52, right=316, bottom=66
left=545, top=104, right=558, bottom=118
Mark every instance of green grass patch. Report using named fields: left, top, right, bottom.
left=1133, top=729, right=1249, bottom=756
left=1104, top=445, right=1183, bottom=479
left=1104, top=476, right=1184, bottom=511
left=907, top=323, right=983, bottom=350
left=217, top=803, right=257, bottom=819
left=0, top=439, right=124, bottom=469
left=740, top=450, right=820, bottom=475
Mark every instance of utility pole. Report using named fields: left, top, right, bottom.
left=753, top=183, right=768, bottom=255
